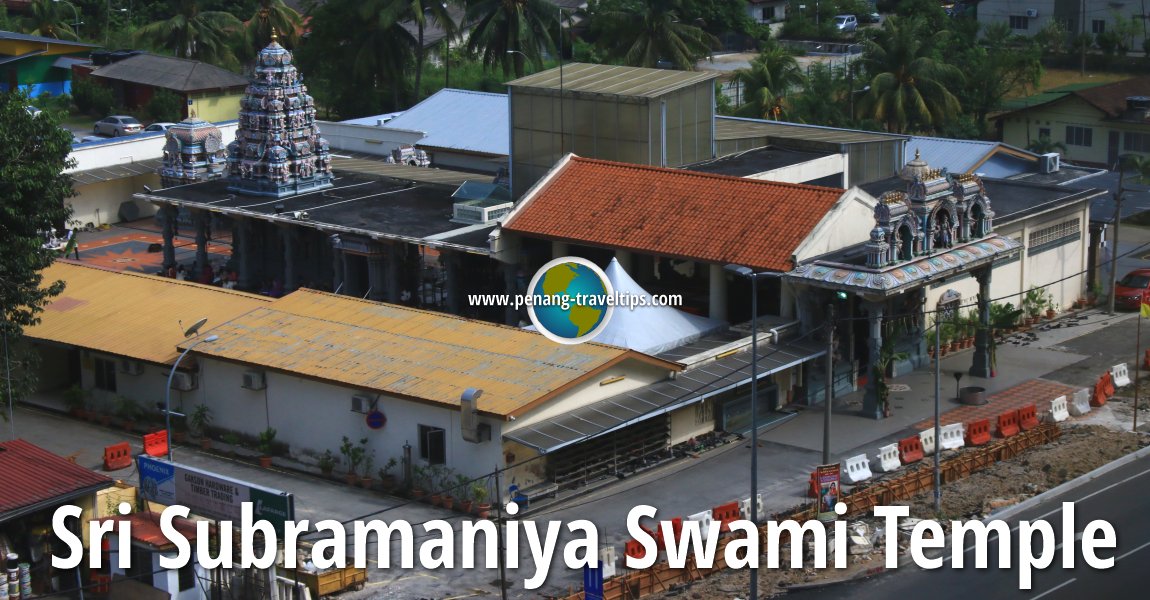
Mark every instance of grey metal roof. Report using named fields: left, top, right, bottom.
left=0, top=30, right=100, bottom=47
left=90, top=53, right=248, bottom=92
left=503, top=338, right=826, bottom=453
left=906, top=136, right=1004, bottom=175
left=330, top=153, right=483, bottom=187
left=69, top=158, right=163, bottom=186
left=507, top=63, right=719, bottom=98
left=716, top=116, right=908, bottom=145
left=381, top=89, right=509, bottom=156
left=52, top=56, right=89, bottom=69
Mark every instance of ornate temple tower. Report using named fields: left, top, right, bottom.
left=159, top=118, right=227, bottom=187
left=227, top=32, right=332, bottom=197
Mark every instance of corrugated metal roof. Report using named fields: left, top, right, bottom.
left=0, top=439, right=113, bottom=524
left=27, top=263, right=272, bottom=365
left=90, top=53, right=248, bottom=92
left=906, top=136, right=999, bottom=174
left=186, top=289, right=676, bottom=417
left=715, top=116, right=907, bottom=144
left=70, top=157, right=163, bottom=186
left=507, top=63, right=719, bottom=98
left=381, top=89, right=508, bottom=156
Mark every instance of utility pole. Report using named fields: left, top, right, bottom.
left=494, top=467, right=508, bottom=600
left=823, top=304, right=834, bottom=464
left=1080, top=0, right=1087, bottom=77
left=933, top=316, right=942, bottom=514
left=1108, top=169, right=1126, bottom=315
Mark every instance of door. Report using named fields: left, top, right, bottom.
left=1109, top=131, right=1120, bottom=167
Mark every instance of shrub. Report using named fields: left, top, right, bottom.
left=145, top=89, right=183, bottom=123
left=73, top=78, right=115, bottom=117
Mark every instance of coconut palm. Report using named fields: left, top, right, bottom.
left=21, top=0, right=79, bottom=40
left=135, top=0, right=244, bottom=68
left=731, top=44, right=804, bottom=120
left=589, top=0, right=717, bottom=70
left=246, top=0, right=303, bottom=51
left=858, top=15, right=963, bottom=134
left=465, top=0, right=557, bottom=77
left=368, top=0, right=458, bottom=102
left=1026, top=135, right=1066, bottom=156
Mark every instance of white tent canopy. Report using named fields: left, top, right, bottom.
left=595, top=258, right=726, bottom=355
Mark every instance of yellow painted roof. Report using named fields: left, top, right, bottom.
left=187, top=289, right=678, bottom=417
left=28, top=263, right=272, bottom=365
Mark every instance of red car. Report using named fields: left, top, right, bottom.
left=1114, top=269, right=1150, bottom=310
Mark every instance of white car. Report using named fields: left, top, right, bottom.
left=835, top=14, right=858, bottom=32
left=93, top=115, right=143, bottom=137
left=144, top=122, right=177, bottom=133
left=25, top=105, right=42, bottom=118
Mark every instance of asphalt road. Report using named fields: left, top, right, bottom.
left=796, top=451, right=1150, bottom=599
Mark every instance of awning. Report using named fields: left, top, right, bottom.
left=70, top=158, right=163, bottom=186
left=53, top=56, right=90, bottom=69
left=503, top=338, right=826, bottom=453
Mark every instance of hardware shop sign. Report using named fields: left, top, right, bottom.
left=138, top=455, right=294, bottom=533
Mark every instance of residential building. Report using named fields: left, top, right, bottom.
left=977, top=0, right=1143, bottom=39
left=78, top=53, right=249, bottom=122
left=0, top=30, right=98, bottom=95
left=996, top=77, right=1150, bottom=167
left=747, top=0, right=788, bottom=23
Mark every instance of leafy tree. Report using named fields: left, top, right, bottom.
left=858, top=15, right=962, bottom=133
left=790, top=62, right=853, bottom=127
left=21, top=0, right=80, bottom=40
left=0, top=91, right=75, bottom=420
left=72, top=78, right=116, bottom=116
left=135, top=0, right=245, bottom=68
left=246, top=0, right=303, bottom=51
left=588, top=0, right=718, bottom=70
left=0, top=4, right=12, bottom=31
left=1033, top=19, right=1068, bottom=55
left=731, top=44, right=804, bottom=119
left=465, top=0, right=558, bottom=77
left=367, top=0, right=458, bottom=103
left=1027, top=135, right=1066, bottom=156
left=145, top=89, right=184, bottom=123
left=1120, top=154, right=1150, bottom=184
left=948, top=23, right=1041, bottom=136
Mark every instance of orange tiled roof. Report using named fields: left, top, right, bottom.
left=503, top=156, right=845, bottom=272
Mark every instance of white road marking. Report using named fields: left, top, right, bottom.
left=1030, top=577, right=1076, bottom=600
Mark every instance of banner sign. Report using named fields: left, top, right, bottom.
left=815, top=463, right=841, bottom=522
left=137, top=455, right=295, bottom=533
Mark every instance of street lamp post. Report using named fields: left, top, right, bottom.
left=724, top=265, right=786, bottom=600
left=165, top=329, right=218, bottom=461
left=105, top=4, right=128, bottom=46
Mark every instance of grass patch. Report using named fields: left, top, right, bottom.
left=1005, top=68, right=1131, bottom=102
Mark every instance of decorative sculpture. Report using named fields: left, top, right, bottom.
left=158, top=118, right=228, bottom=186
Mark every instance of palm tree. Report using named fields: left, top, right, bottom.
left=731, top=44, right=804, bottom=120
left=246, top=0, right=303, bottom=51
left=1027, top=135, right=1066, bottom=156
left=135, top=0, right=244, bottom=68
left=367, top=0, right=458, bottom=102
left=858, top=15, right=963, bottom=134
left=589, top=0, right=717, bottom=70
left=1120, top=154, right=1150, bottom=184
left=22, top=0, right=79, bottom=40
left=465, top=0, right=557, bottom=77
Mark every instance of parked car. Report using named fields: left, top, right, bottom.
left=859, top=12, right=881, bottom=23
left=93, top=115, right=143, bottom=137
left=834, top=14, right=858, bottom=32
left=25, top=105, right=42, bottom=118
left=1114, top=269, right=1150, bottom=310
left=144, top=122, right=177, bottom=133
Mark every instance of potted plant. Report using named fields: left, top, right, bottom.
left=873, top=334, right=909, bottom=418
left=378, top=457, right=399, bottom=492
left=190, top=404, right=213, bottom=449
left=318, top=450, right=337, bottom=477
left=1023, top=286, right=1045, bottom=325
left=429, top=465, right=445, bottom=507
left=115, top=396, right=139, bottom=432
left=360, top=449, right=375, bottom=489
left=455, top=475, right=472, bottom=514
left=472, top=483, right=490, bottom=518
left=95, top=396, right=113, bottom=427
left=411, top=465, right=428, bottom=501
left=926, top=328, right=936, bottom=358
left=257, top=427, right=277, bottom=468
left=63, top=385, right=87, bottom=419
left=340, top=436, right=367, bottom=486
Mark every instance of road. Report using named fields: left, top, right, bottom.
left=796, top=451, right=1150, bottom=599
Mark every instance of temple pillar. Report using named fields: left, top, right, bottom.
left=709, top=263, right=728, bottom=321
left=194, top=210, right=210, bottom=271
left=161, top=205, right=177, bottom=270
left=862, top=301, right=885, bottom=419
left=367, top=251, right=386, bottom=301
left=444, top=251, right=461, bottom=314
left=282, top=227, right=297, bottom=292
left=331, top=236, right=345, bottom=294
left=970, top=267, right=993, bottom=378
left=551, top=241, right=568, bottom=259
left=342, top=253, right=359, bottom=297
left=385, top=244, right=402, bottom=303
left=236, top=220, right=255, bottom=291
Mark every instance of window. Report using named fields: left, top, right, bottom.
left=94, top=357, right=117, bottom=392
left=419, top=425, right=446, bottom=465
left=1065, top=126, right=1093, bottom=147
left=1038, top=127, right=1051, bottom=140
left=1092, top=19, right=1105, bottom=34
left=1028, top=219, right=1080, bottom=247
left=1009, top=15, right=1029, bottom=30
left=1124, top=132, right=1150, bottom=153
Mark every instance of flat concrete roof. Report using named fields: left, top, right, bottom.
left=507, top=63, right=718, bottom=98
left=683, top=146, right=833, bottom=177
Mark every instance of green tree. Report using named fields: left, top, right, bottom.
left=1026, top=135, right=1066, bottom=156
left=135, top=0, right=245, bottom=68
left=949, top=23, right=1041, bottom=136
left=790, top=62, right=853, bottom=127
left=246, top=0, right=303, bottom=51
left=1120, top=154, right=1150, bottom=184
left=731, top=44, right=804, bottom=119
left=858, top=15, right=962, bottom=133
left=370, top=0, right=458, bottom=103
left=1033, top=19, right=1068, bottom=55
left=21, top=0, right=80, bottom=40
left=0, top=92, right=75, bottom=420
left=465, top=0, right=558, bottom=77
left=589, top=0, right=718, bottom=70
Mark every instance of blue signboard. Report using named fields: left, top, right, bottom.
left=584, top=565, right=604, bottom=600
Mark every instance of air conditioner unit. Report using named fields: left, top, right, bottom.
left=118, top=359, right=143, bottom=376
left=170, top=372, right=197, bottom=391
left=1025, top=8, right=1038, bottom=17
left=241, top=370, right=266, bottom=390
left=1040, top=152, right=1060, bottom=174
left=351, top=393, right=373, bottom=414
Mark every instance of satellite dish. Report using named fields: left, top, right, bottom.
left=182, top=317, right=209, bottom=338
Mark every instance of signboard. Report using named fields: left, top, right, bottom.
left=137, top=455, right=295, bottom=533
left=583, top=565, right=604, bottom=600
left=365, top=409, right=387, bottom=430
left=815, top=463, right=841, bottom=522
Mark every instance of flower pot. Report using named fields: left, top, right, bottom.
left=964, top=338, right=973, bottom=349
left=949, top=341, right=961, bottom=352
left=460, top=500, right=473, bottom=514
left=412, top=488, right=426, bottom=501
left=380, top=475, right=397, bottom=493
left=359, top=477, right=374, bottom=489
left=345, top=473, right=359, bottom=486
left=939, top=346, right=948, bottom=357
left=173, top=431, right=187, bottom=444
left=321, top=467, right=334, bottom=478
left=199, top=438, right=212, bottom=451
left=431, top=494, right=443, bottom=507
left=1046, top=309, right=1056, bottom=319
left=442, top=495, right=454, bottom=511
left=476, top=503, right=491, bottom=519
left=259, top=456, right=273, bottom=469
left=99, top=415, right=112, bottom=427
